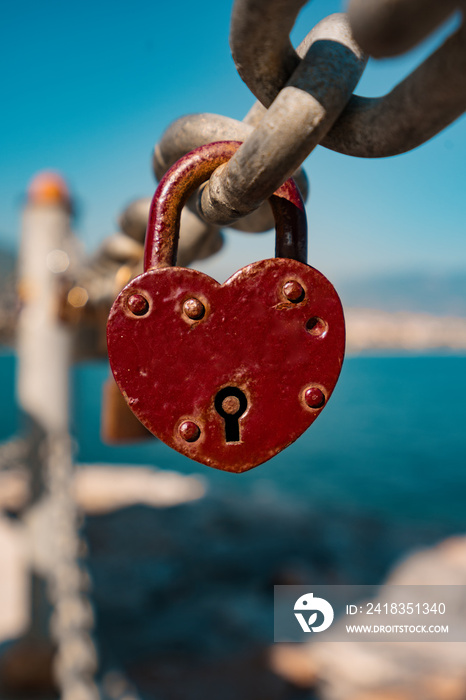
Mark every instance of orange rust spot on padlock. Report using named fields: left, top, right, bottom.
left=107, top=141, right=345, bottom=473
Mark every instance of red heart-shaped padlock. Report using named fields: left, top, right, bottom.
left=107, top=142, right=345, bottom=473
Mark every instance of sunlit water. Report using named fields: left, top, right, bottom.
left=1, top=352, right=465, bottom=529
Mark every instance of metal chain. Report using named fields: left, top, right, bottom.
left=45, top=433, right=100, bottom=700
left=322, top=19, right=466, bottom=157
left=154, top=0, right=466, bottom=230
left=199, top=12, right=365, bottom=225
left=231, top=0, right=466, bottom=158
left=155, top=12, right=365, bottom=228
left=153, top=113, right=309, bottom=233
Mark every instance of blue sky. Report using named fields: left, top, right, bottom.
left=1, top=0, right=465, bottom=285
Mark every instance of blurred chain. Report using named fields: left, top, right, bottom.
left=46, top=433, right=100, bottom=700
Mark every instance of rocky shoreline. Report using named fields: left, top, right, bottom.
left=83, top=482, right=463, bottom=699
left=0, top=465, right=464, bottom=699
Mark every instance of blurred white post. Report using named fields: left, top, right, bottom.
left=17, top=171, right=72, bottom=450
left=15, top=173, right=100, bottom=700
left=17, top=172, right=74, bottom=643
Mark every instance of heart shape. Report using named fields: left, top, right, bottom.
left=107, top=257, right=345, bottom=473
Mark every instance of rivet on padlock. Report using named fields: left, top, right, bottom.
left=107, top=141, right=345, bottom=473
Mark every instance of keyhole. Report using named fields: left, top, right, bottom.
left=214, top=387, right=248, bottom=443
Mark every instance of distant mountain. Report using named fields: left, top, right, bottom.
left=338, top=271, right=466, bottom=316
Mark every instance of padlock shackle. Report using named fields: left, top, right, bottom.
left=144, top=141, right=307, bottom=271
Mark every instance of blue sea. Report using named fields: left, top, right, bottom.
left=1, top=352, right=465, bottom=530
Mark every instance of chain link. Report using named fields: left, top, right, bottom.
left=231, top=0, right=466, bottom=158
left=199, top=12, right=365, bottom=225
left=323, top=21, right=466, bottom=157
left=347, top=0, right=461, bottom=57
left=154, top=10, right=366, bottom=228
left=233, top=0, right=466, bottom=160
left=153, top=113, right=309, bottom=233
left=45, top=433, right=101, bottom=700
left=153, top=0, right=466, bottom=230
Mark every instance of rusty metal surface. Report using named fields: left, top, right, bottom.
left=144, top=141, right=307, bottom=271
left=107, top=260, right=344, bottom=473
left=108, top=142, right=344, bottom=472
left=199, top=13, right=366, bottom=225
left=153, top=114, right=309, bottom=233
left=101, top=376, right=153, bottom=443
left=62, top=196, right=226, bottom=363
left=347, top=0, right=459, bottom=57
